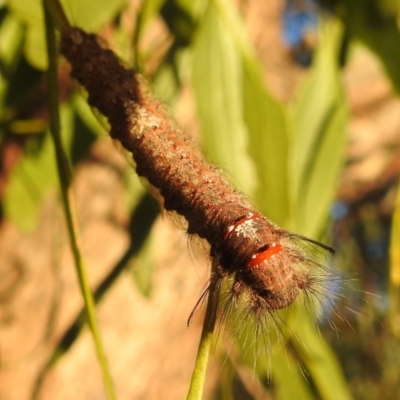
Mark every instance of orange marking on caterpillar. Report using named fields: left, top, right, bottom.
left=248, top=243, right=283, bottom=268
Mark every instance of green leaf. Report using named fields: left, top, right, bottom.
left=0, top=12, right=25, bottom=73
left=191, top=0, right=256, bottom=196
left=8, top=0, right=42, bottom=26
left=291, top=308, right=353, bottom=400
left=242, top=57, right=290, bottom=225
left=292, top=20, right=347, bottom=237
left=3, top=104, right=79, bottom=231
left=60, top=0, right=127, bottom=31
left=124, top=192, right=159, bottom=297
left=8, top=0, right=127, bottom=69
left=191, top=0, right=290, bottom=222
left=270, top=351, right=315, bottom=400
left=24, top=19, right=47, bottom=69
left=8, top=0, right=46, bottom=69
left=130, top=221, right=157, bottom=297
left=225, top=306, right=316, bottom=400
left=208, top=0, right=290, bottom=224
left=3, top=131, right=57, bottom=231
left=71, top=92, right=104, bottom=136
left=135, top=0, right=166, bottom=42
left=0, top=13, right=27, bottom=109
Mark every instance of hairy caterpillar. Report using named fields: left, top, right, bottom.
left=60, top=27, right=334, bottom=339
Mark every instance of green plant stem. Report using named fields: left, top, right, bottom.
left=187, top=277, right=218, bottom=400
left=44, top=0, right=70, bottom=31
left=42, top=4, right=116, bottom=400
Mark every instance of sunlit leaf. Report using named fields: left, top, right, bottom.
left=71, top=93, right=104, bottom=136
left=135, top=0, right=166, bottom=42
left=191, top=0, right=256, bottom=196
left=292, top=20, right=347, bottom=238
left=0, top=13, right=27, bottom=108
left=152, top=59, right=181, bottom=104
left=0, top=12, right=25, bottom=69
left=291, top=308, right=353, bottom=400
left=270, top=351, right=314, bottom=400
left=4, top=131, right=57, bottom=231
left=3, top=104, right=87, bottom=231
left=242, top=58, right=290, bottom=225
left=60, top=0, right=126, bottom=31
left=8, top=0, right=41, bottom=25
left=8, top=0, right=126, bottom=69
left=191, top=0, right=290, bottom=223
left=24, top=21, right=47, bottom=69
left=130, top=224, right=157, bottom=297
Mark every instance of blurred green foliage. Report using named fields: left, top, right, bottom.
left=1, top=0, right=400, bottom=399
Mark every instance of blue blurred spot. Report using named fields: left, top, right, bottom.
left=331, top=200, right=349, bottom=220
left=282, top=0, right=318, bottom=66
left=283, top=0, right=318, bottom=45
left=366, top=240, right=386, bottom=260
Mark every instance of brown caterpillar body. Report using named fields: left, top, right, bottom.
left=60, top=27, right=333, bottom=315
